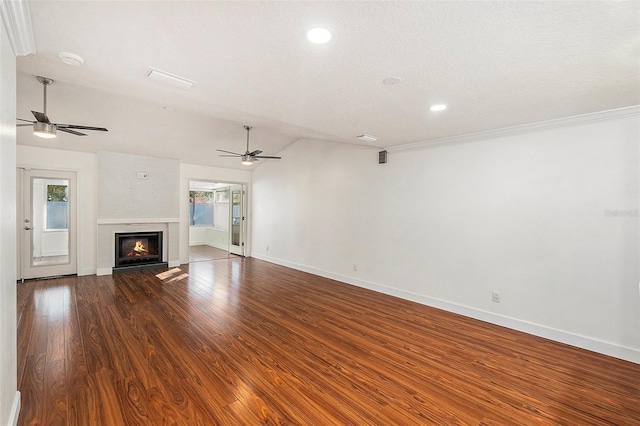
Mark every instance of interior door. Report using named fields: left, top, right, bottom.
left=19, top=169, right=77, bottom=279
left=229, top=184, right=244, bottom=256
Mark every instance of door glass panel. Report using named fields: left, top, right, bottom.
left=31, top=177, right=70, bottom=267
left=231, top=190, right=241, bottom=247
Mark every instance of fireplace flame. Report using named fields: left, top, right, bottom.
left=127, top=240, right=148, bottom=257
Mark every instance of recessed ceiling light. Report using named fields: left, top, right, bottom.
left=430, top=104, right=447, bottom=112
left=58, top=51, right=84, bottom=66
left=383, top=77, right=402, bottom=85
left=306, top=27, right=332, bottom=44
left=357, top=134, right=378, bottom=142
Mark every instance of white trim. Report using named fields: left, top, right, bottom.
left=8, top=391, right=20, bottom=426
left=168, top=260, right=180, bottom=268
left=78, top=267, right=96, bottom=276
left=0, top=0, right=35, bottom=56
left=97, top=218, right=179, bottom=224
left=97, top=267, right=112, bottom=276
left=386, top=106, right=640, bottom=153
left=253, top=253, right=640, bottom=364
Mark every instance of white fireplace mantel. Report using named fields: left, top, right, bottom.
left=98, top=218, right=179, bottom=225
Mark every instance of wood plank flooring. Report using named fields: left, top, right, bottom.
left=189, top=245, right=237, bottom=263
left=17, top=258, right=640, bottom=425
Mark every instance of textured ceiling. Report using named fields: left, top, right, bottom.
left=15, top=1, right=640, bottom=169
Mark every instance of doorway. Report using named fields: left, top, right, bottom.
left=18, top=169, right=77, bottom=279
left=188, top=180, right=247, bottom=262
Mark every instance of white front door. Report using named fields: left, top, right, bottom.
left=19, top=169, right=77, bottom=279
left=229, top=184, right=245, bottom=256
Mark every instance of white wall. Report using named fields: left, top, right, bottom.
left=17, top=146, right=97, bottom=276
left=97, top=151, right=179, bottom=220
left=0, top=16, right=19, bottom=426
left=252, top=110, right=640, bottom=363
left=189, top=227, right=229, bottom=250
left=179, top=164, right=251, bottom=264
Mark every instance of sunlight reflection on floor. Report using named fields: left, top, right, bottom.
left=155, top=268, right=185, bottom=281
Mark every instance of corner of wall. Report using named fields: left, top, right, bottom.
left=7, top=391, right=20, bottom=426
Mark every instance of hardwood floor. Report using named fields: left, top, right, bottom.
left=17, top=258, right=640, bottom=425
left=189, top=244, right=237, bottom=262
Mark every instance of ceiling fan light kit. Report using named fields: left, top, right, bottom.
left=33, top=121, right=57, bottom=138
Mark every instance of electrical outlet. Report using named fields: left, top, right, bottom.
left=353, top=264, right=358, bottom=272
left=492, top=291, right=501, bottom=303
left=266, top=245, right=269, bottom=252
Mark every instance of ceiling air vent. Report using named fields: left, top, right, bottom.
left=357, top=134, right=378, bottom=142
left=146, top=67, right=196, bottom=90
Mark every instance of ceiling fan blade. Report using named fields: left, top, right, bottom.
left=31, top=111, right=50, bottom=123
left=56, top=124, right=108, bottom=132
left=254, top=155, right=282, bottom=159
left=58, top=128, right=87, bottom=136
left=17, top=118, right=34, bottom=123
left=218, top=154, right=241, bottom=157
left=216, top=149, right=242, bottom=155
left=249, top=150, right=263, bottom=156
left=17, top=123, right=33, bottom=127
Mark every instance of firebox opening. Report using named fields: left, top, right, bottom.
left=114, top=231, right=165, bottom=271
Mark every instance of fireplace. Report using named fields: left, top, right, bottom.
left=114, top=231, right=165, bottom=271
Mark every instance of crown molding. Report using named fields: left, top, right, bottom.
left=387, top=106, right=640, bottom=153
left=0, top=0, right=36, bottom=56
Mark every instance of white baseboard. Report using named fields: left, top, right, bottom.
left=168, top=260, right=180, bottom=268
left=96, top=267, right=112, bottom=276
left=208, top=243, right=228, bottom=251
left=78, top=267, right=96, bottom=276
left=8, top=391, right=20, bottom=426
left=253, top=254, right=640, bottom=364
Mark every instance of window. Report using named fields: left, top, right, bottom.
left=189, top=191, right=214, bottom=226
left=46, top=184, right=68, bottom=230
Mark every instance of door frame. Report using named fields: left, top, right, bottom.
left=187, top=179, right=249, bottom=259
left=228, top=184, right=246, bottom=256
left=17, top=168, right=78, bottom=279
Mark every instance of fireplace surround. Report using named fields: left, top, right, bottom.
left=114, top=231, right=166, bottom=271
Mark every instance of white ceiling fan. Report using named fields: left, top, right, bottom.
left=17, top=76, right=109, bottom=138
left=217, top=125, right=282, bottom=166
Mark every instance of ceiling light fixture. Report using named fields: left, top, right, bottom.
left=306, top=27, right=332, bottom=44
left=33, top=122, right=57, bottom=138
left=430, top=104, right=447, bottom=112
left=241, top=155, right=254, bottom=166
left=147, top=67, right=195, bottom=90
left=357, top=134, right=379, bottom=142
left=58, top=51, right=84, bottom=66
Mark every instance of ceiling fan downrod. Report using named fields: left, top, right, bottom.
left=244, top=125, right=252, bottom=153
left=37, top=76, right=53, bottom=116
